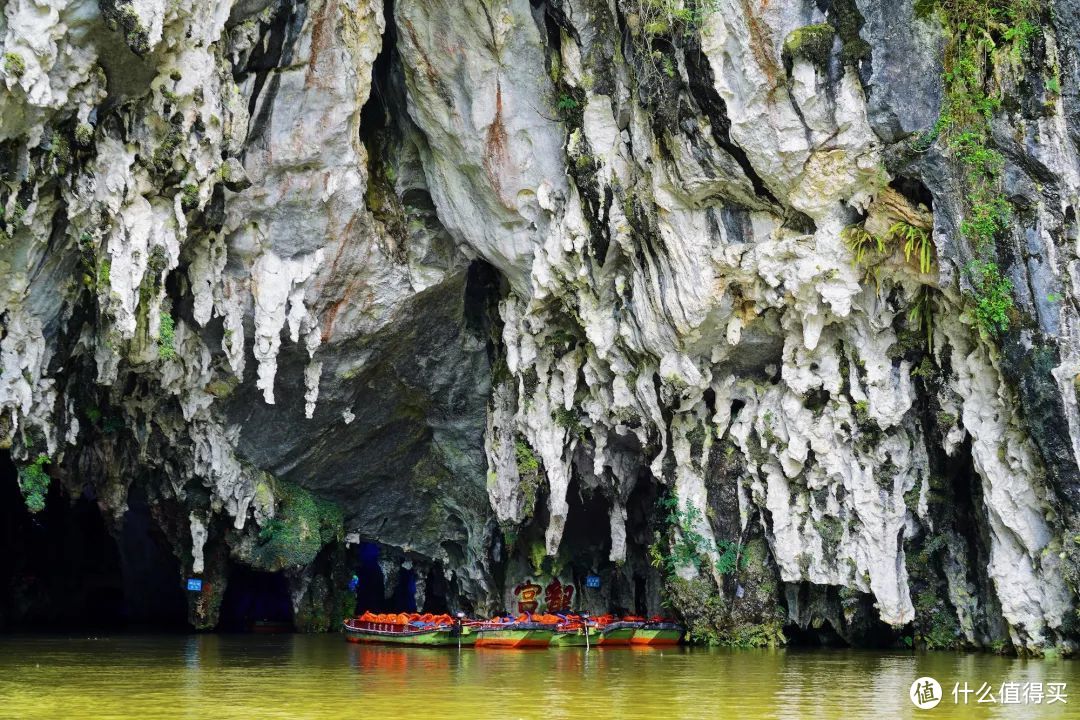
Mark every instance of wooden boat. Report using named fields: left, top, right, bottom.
left=343, top=612, right=475, bottom=647
left=594, top=615, right=645, bottom=646
left=473, top=615, right=557, bottom=648
left=549, top=617, right=599, bottom=647
left=548, top=626, right=600, bottom=647
left=630, top=619, right=684, bottom=646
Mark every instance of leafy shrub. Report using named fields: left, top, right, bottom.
left=18, top=454, right=51, bottom=513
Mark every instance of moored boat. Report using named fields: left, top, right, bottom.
left=630, top=618, right=684, bottom=646
left=343, top=612, right=474, bottom=647
left=594, top=615, right=645, bottom=646
left=550, top=616, right=599, bottom=647
left=473, top=614, right=558, bottom=648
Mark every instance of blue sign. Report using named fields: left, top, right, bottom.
left=186, top=578, right=203, bottom=592
left=585, top=574, right=601, bottom=589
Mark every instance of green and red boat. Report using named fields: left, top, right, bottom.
left=549, top=615, right=599, bottom=646
left=630, top=618, right=684, bottom=646
left=594, top=615, right=645, bottom=646
left=343, top=612, right=474, bottom=647
left=473, top=614, right=558, bottom=648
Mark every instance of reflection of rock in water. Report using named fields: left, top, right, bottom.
left=0, top=0, right=1078, bottom=654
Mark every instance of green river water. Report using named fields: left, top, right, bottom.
left=0, top=634, right=1077, bottom=719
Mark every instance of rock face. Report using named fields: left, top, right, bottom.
left=2, top=0, right=1080, bottom=652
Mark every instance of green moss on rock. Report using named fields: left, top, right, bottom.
left=4, top=52, right=26, bottom=78
left=782, top=24, right=835, bottom=71
left=246, top=479, right=344, bottom=571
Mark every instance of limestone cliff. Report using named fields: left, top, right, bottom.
left=3, top=0, right=1080, bottom=653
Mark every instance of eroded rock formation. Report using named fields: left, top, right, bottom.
left=3, top=0, right=1080, bottom=653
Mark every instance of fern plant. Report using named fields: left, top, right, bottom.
left=842, top=225, right=885, bottom=268
left=889, top=221, right=934, bottom=274
left=843, top=222, right=935, bottom=275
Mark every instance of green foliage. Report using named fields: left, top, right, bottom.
left=923, top=0, right=1041, bottom=336
left=180, top=184, right=200, bottom=210
left=633, top=0, right=719, bottom=37
left=158, top=312, right=176, bottom=360
left=968, top=260, right=1014, bottom=334
left=4, top=52, right=26, bottom=78
left=915, top=589, right=960, bottom=649
left=515, top=439, right=540, bottom=475
left=663, top=575, right=786, bottom=647
left=843, top=225, right=884, bottom=268
left=714, top=539, right=742, bottom=575
left=624, top=0, right=718, bottom=90
left=251, top=479, right=343, bottom=571
left=552, top=407, right=584, bottom=437
left=556, top=94, right=579, bottom=112
left=843, top=222, right=935, bottom=275
left=18, top=454, right=51, bottom=513
left=97, top=258, right=111, bottom=287
left=651, top=493, right=746, bottom=578
left=891, top=222, right=934, bottom=274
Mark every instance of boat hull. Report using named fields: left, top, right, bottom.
left=630, top=627, right=683, bottom=646
left=597, top=623, right=641, bottom=646
left=549, top=629, right=598, bottom=647
left=343, top=622, right=475, bottom=647
left=475, top=628, right=553, bottom=648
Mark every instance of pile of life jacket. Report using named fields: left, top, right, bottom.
left=355, top=611, right=456, bottom=628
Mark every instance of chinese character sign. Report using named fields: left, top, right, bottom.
left=513, top=582, right=541, bottom=613
left=512, top=578, right=576, bottom=614
left=544, top=579, right=574, bottom=613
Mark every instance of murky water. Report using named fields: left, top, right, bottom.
left=0, top=634, right=1077, bottom=719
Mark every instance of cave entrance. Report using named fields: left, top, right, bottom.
left=351, top=542, right=387, bottom=613
left=422, top=565, right=450, bottom=614
left=783, top=621, right=849, bottom=648
left=218, top=564, right=294, bottom=632
left=390, top=567, right=417, bottom=613
left=0, top=451, right=186, bottom=632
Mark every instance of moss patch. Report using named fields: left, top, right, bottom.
left=246, top=479, right=344, bottom=571
left=4, top=52, right=26, bottom=78
left=782, top=24, right=835, bottom=71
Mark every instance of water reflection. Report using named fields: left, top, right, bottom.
left=0, top=636, right=1076, bottom=719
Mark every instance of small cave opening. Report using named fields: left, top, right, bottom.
left=463, top=259, right=503, bottom=342
left=558, top=477, right=615, bottom=611
left=351, top=542, right=388, bottom=613
left=783, top=621, right=849, bottom=647
left=890, top=176, right=934, bottom=212
left=421, top=565, right=450, bottom=614
left=217, top=564, right=293, bottom=633
left=389, top=567, right=417, bottom=612
left=0, top=451, right=186, bottom=632
left=357, top=0, right=398, bottom=143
